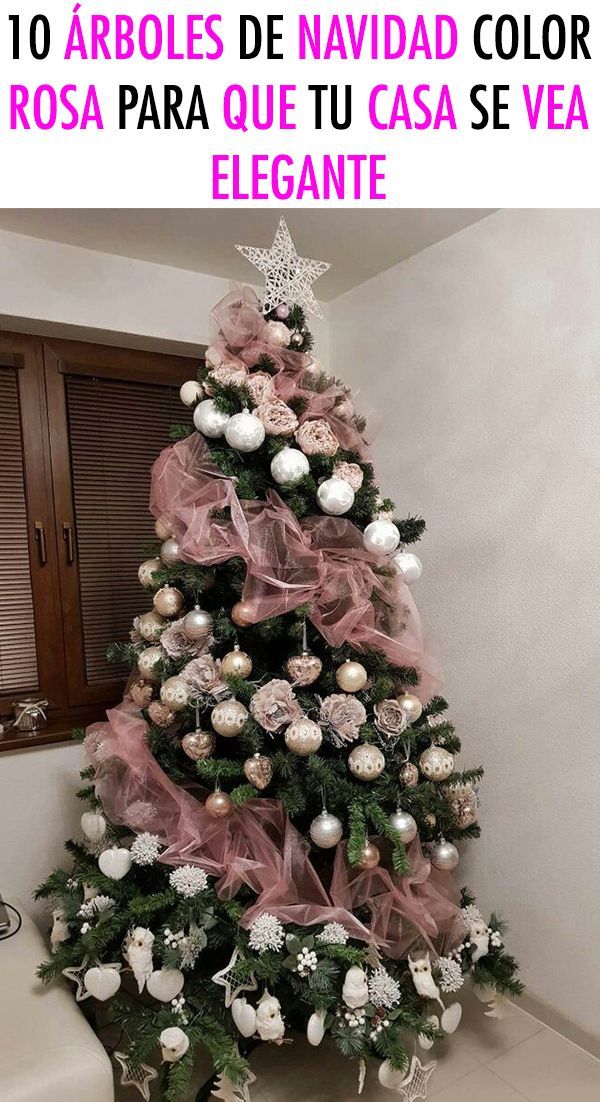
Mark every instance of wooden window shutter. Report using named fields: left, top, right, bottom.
left=65, top=374, right=180, bottom=686
left=0, top=366, right=39, bottom=696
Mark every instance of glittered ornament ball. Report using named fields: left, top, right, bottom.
left=357, top=839, right=380, bottom=870
left=160, top=676, right=190, bottom=712
left=336, top=659, right=368, bottom=693
left=284, top=716, right=323, bottom=756
left=397, top=692, right=423, bottom=723
left=221, top=645, right=253, bottom=679
left=205, top=790, right=234, bottom=819
left=137, top=646, right=163, bottom=681
left=286, top=651, right=322, bottom=686
left=225, top=410, right=266, bottom=453
left=231, top=600, right=254, bottom=628
left=183, top=606, right=213, bottom=641
left=211, top=699, right=248, bottom=737
left=193, top=398, right=230, bottom=439
left=243, top=753, right=273, bottom=790
left=181, top=730, right=216, bottom=762
left=138, top=557, right=161, bottom=588
left=153, top=586, right=184, bottom=618
left=419, top=745, right=454, bottom=782
left=389, top=809, right=418, bottom=844
left=270, top=447, right=310, bottom=487
left=399, top=761, right=419, bottom=788
left=309, top=810, right=343, bottom=849
left=430, top=838, right=459, bottom=871
left=160, top=538, right=180, bottom=566
left=138, top=610, right=166, bottom=642
left=317, top=476, right=355, bottom=516
left=348, top=743, right=385, bottom=781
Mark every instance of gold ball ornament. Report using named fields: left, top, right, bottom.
left=399, top=761, right=419, bottom=788
left=183, top=606, right=213, bottom=641
left=231, top=600, right=254, bottom=628
left=153, top=586, right=184, bottom=618
left=205, top=790, right=234, bottom=819
left=160, top=538, right=181, bottom=566
left=284, top=716, right=323, bottom=757
left=137, top=645, right=163, bottom=681
left=159, top=676, right=190, bottom=712
left=155, top=516, right=172, bottom=541
left=430, top=838, right=459, bottom=871
left=221, top=644, right=253, bottom=679
left=243, top=753, right=273, bottom=790
left=139, top=610, right=166, bottom=642
left=357, top=839, right=380, bottom=870
left=336, top=659, right=368, bottom=693
left=285, top=651, right=322, bottom=687
left=138, top=557, right=161, bottom=588
left=419, top=745, right=454, bottom=782
left=181, top=730, right=216, bottom=762
left=348, top=743, right=385, bottom=781
left=397, top=693, right=423, bottom=723
left=211, top=699, right=248, bottom=737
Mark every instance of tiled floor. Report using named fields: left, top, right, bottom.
left=119, top=995, right=600, bottom=1101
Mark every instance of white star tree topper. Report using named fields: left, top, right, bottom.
left=236, top=218, right=330, bottom=319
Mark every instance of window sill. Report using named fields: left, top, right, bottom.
left=0, top=712, right=101, bottom=753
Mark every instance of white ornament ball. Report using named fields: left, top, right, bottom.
left=81, top=811, right=107, bottom=843
left=363, top=519, right=401, bottom=556
left=138, top=610, right=166, bottom=642
left=179, top=380, right=203, bottom=407
left=393, top=550, right=423, bottom=585
left=160, top=676, right=190, bottom=712
left=284, top=716, right=323, bottom=756
left=84, top=965, right=122, bottom=1002
left=160, top=538, right=181, bottom=566
left=389, top=809, right=418, bottom=844
left=430, top=838, right=459, bottom=871
left=193, top=398, right=230, bottom=439
left=397, top=692, right=423, bottom=723
left=225, top=410, right=266, bottom=452
left=265, top=320, right=291, bottom=347
left=309, top=810, right=343, bottom=848
left=160, top=1026, right=190, bottom=1063
left=98, top=847, right=132, bottom=881
left=138, top=557, right=161, bottom=588
left=317, top=476, right=355, bottom=516
left=211, top=699, right=248, bottom=737
left=183, top=606, right=213, bottom=641
left=348, top=744, right=385, bottom=781
left=335, top=659, right=368, bottom=693
left=419, top=745, right=454, bottom=782
left=137, top=645, right=163, bottom=681
left=270, top=447, right=310, bottom=486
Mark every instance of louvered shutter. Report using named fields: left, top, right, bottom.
left=0, top=366, right=39, bottom=696
left=65, top=375, right=180, bottom=685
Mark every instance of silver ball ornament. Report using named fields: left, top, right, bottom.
left=430, top=838, right=459, bottom=871
left=137, top=645, right=163, bottom=681
left=309, top=810, right=343, bottom=849
left=160, top=676, right=190, bottom=712
left=317, top=477, right=355, bottom=516
left=393, top=550, right=423, bottom=585
left=179, top=379, right=203, bottom=407
left=138, top=557, right=161, bottom=588
left=284, top=717, right=323, bottom=757
left=160, top=538, right=180, bottom=566
left=389, top=809, right=418, bottom=844
left=270, top=447, right=310, bottom=487
left=348, top=744, right=385, bottom=781
left=211, top=699, right=248, bottom=737
left=225, top=411, right=266, bottom=453
left=363, top=519, right=401, bottom=556
left=419, top=745, right=454, bottom=782
left=193, top=399, right=230, bottom=439
left=336, top=659, right=368, bottom=693
left=397, top=693, right=423, bottom=723
left=153, top=586, right=184, bottom=618
left=183, top=606, right=213, bottom=641
left=138, top=610, right=166, bottom=642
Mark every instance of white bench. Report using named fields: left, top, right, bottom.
left=0, top=902, right=114, bottom=1102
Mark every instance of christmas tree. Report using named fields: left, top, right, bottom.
left=37, top=221, right=521, bottom=1101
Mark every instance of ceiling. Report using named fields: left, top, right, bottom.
left=0, top=209, right=494, bottom=300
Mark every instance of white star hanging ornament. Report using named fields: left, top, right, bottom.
left=398, top=1056, right=437, bottom=1101
left=62, top=957, right=92, bottom=1002
left=113, top=1052, right=158, bottom=1101
left=236, top=218, right=330, bottom=319
left=212, top=947, right=258, bottom=1008
left=211, top=1067, right=257, bottom=1102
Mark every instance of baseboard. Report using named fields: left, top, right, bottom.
left=517, top=991, right=600, bottom=1060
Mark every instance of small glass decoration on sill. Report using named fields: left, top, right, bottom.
left=13, top=698, right=48, bottom=732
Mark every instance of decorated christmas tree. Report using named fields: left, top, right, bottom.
left=37, top=221, right=522, bottom=1102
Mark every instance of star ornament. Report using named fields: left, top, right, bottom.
left=236, top=218, right=330, bottom=319
left=211, top=947, right=258, bottom=1008
left=114, top=1052, right=158, bottom=1101
left=399, top=1056, right=437, bottom=1101
left=62, top=957, right=91, bottom=1002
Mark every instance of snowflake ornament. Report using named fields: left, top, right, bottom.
left=461, top=904, right=484, bottom=927
left=368, top=966, right=402, bottom=1009
left=317, top=922, right=349, bottom=945
left=436, top=955, right=465, bottom=994
left=248, top=913, right=285, bottom=955
left=130, top=832, right=162, bottom=866
left=236, top=218, right=330, bottom=319
left=169, top=865, right=209, bottom=898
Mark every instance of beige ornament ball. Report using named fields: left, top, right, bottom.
left=205, top=790, right=234, bottom=819
left=335, top=659, right=368, bottom=693
left=160, top=676, right=190, bottom=712
left=139, top=610, right=166, bottom=642
left=357, top=839, right=380, bottom=870
left=138, top=557, right=161, bottom=588
left=221, top=644, right=253, bottom=679
left=153, top=586, right=184, bottom=619
left=399, top=761, right=419, bottom=788
left=160, top=538, right=181, bottom=566
left=309, top=809, right=343, bottom=849
left=284, top=716, right=323, bottom=757
left=181, top=730, right=216, bottom=762
left=397, top=693, right=423, bottom=723
left=285, top=651, right=322, bottom=686
left=348, top=743, right=385, bottom=781
left=137, top=645, right=163, bottom=681
left=419, top=745, right=454, bottom=782
left=155, top=516, right=172, bottom=541
left=231, top=600, right=254, bottom=628
left=243, top=753, right=273, bottom=790
left=430, top=838, right=459, bottom=871
left=211, top=699, right=248, bottom=737
left=183, top=606, right=213, bottom=641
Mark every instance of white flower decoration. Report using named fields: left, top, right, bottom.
left=130, top=833, right=162, bottom=866
left=317, top=922, right=349, bottom=946
left=437, top=955, right=465, bottom=993
left=169, top=865, right=209, bottom=898
left=248, top=913, right=285, bottom=954
left=367, top=966, right=402, bottom=1009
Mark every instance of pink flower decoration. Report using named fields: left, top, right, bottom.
left=250, top=679, right=303, bottom=732
left=374, top=699, right=408, bottom=739
left=246, top=371, right=274, bottom=406
left=319, top=694, right=366, bottom=742
left=295, top=419, right=339, bottom=457
left=161, top=619, right=206, bottom=660
left=204, top=361, right=248, bottom=394
left=256, top=400, right=299, bottom=437
left=333, top=461, right=364, bottom=492
left=148, top=701, right=176, bottom=727
left=181, top=655, right=227, bottom=697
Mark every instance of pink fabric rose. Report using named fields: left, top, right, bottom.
left=374, top=699, right=408, bottom=740
left=204, top=361, right=248, bottom=394
left=319, top=694, right=367, bottom=743
left=148, top=701, right=176, bottom=727
left=295, top=419, right=339, bottom=457
left=181, top=655, right=227, bottom=697
left=250, top=679, right=303, bottom=732
left=333, top=461, right=364, bottom=492
left=161, top=619, right=206, bottom=660
left=257, top=399, right=299, bottom=437
left=246, top=371, right=274, bottom=406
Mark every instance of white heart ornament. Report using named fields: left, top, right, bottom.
left=231, top=997, right=257, bottom=1038
left=418, top=1014, right=439, bottom=1050
left=84, top=966, right=122, bottom=1001
left=441, top=1002, right=463, bottom=1034
left=307, top=1008, right=327, bottom=1047
left=81, top=811, right=107, bottom=842
left=98, top=847, right=132, bottom=880
left=146, top=968, right=184, bottom=1002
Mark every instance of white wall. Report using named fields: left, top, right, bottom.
left=330, top=209, right=600, bottom=1043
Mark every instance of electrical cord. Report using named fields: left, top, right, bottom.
left=0, top=901, right=23, bottom=941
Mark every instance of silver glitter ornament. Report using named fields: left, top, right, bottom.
left=284, top=716, right=323, bottom=757
left=309, top=809, right=343, bottom=848
left=270, top=447, right=310, bottom=486
left=348, top=743, right=385, bottom=781
left=193, top=399, right=230, bottom=439
left=419, top=745, right=454, bottom=782
left=224, top=411, right=266, bottom=453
